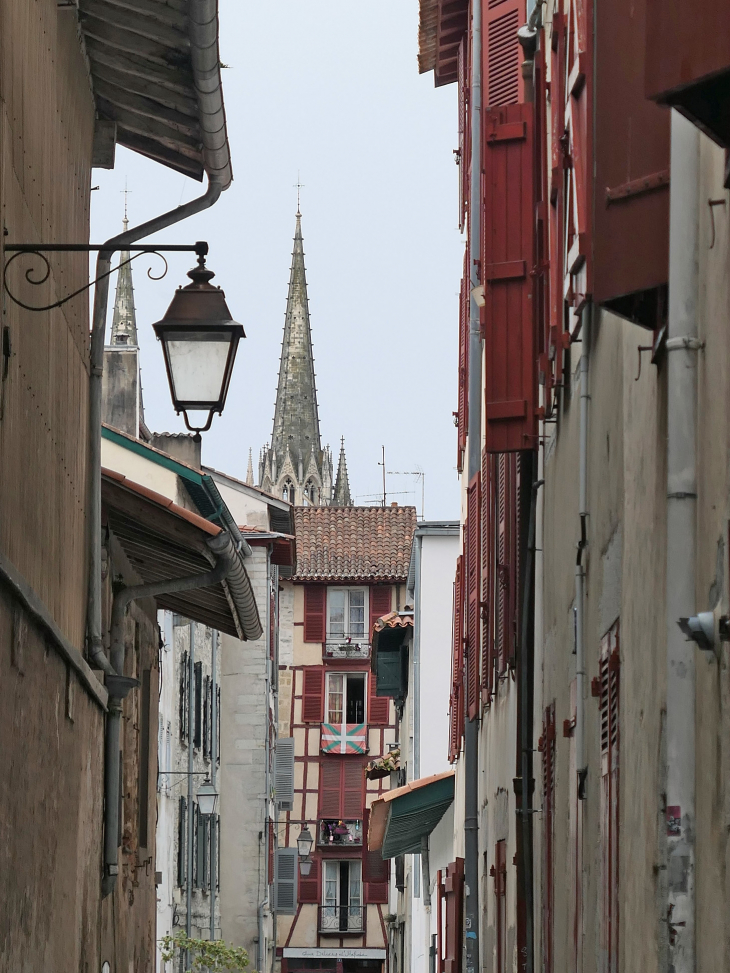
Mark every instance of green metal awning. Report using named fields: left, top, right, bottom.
left=368, top=771, right=455, bottom=859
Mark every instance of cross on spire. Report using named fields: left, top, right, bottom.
left=294, top=173, right=304, bottom=216
left=121, top=180, right=132, bottom=227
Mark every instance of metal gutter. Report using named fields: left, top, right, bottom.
left=189, top=0, right=232, bottom=189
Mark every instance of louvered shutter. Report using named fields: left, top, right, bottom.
left=541, top=703, right=556, bottom=973
left=481, top=450, right=496, bottom=703
left=449, top=556, right=464, bottom=763
left=343, top=759, right=364, bottom=819
left=444, top=858, right=464, bottom=973
left=274, top=847, right=297, bottom=914
left=457, top=247, right=469, bottom=473
left=484, top=0, right=525, bottom=108
left=302, top=667, right=324, bottom=723
left=482, top=102, right=537, bottom=453
left=179, top=651, right=188, bottom=743
left=457, top=37, right=470, bottom=232
left=600, top=623, right=620, bottom=972
left=548, top=13, right=567, bottom=399
left=507, top=454, right=521, bottom=669
left=203, top=675, right=210, bottom=758
left=563, top=0, right=590, bottom=316
left=466, top=473, right=481, bottom=719
left=363, top=809, right=390, bottom=903
left=370, top=586, right=393, bottom=637
left=177, top=796, right=187, bottom=887
left=303, top=585, right=326, bottom=642
left=193, top=661, right=202, bottom=749
left=369, top=676, right=390, bottom=726
left=496, top=456, right=508, bottom=673
left=275, top=738, right=295, bottom=811
left=298, top=856, right=319, bottom=903
left=319, top=759, right=343, bottom=818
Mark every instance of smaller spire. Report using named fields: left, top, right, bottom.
left=110, top=210, right=138, bottom=347
left=333, top=437, right=353, bottom=506
left=246, top=448, right=254, bottom=486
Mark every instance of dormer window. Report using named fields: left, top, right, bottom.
left=327, top=588, right=367, bottom=640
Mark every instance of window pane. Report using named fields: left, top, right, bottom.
left=324, top=861, right=338, bottom=906
left=327, top=674, right=344, bottom=723
left=349, top=861, right=362, bottom=906
left=346, top=674, right=365, bottom=724
left=329, top=591, right=345, bottom=636
left=349, top=590, right=365, bottom=638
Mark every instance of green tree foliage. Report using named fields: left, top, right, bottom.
left=159, top=933, right=251, bottom=973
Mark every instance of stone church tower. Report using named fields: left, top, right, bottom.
left=259, top=211, right=352, bottom=506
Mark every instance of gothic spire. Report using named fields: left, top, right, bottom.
left=333, top=437, right=353, bottom=506
left=270, top=211, right=321, bottom=477
left=110, top=216, right=138, bottom=346
left=246, top=448, right=254, bottom=486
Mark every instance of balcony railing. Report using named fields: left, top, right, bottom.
left=324, top=639, right=370, bottom=660
left=319, top=819, right=363, bottom=847
left=318, top=905, right=364, bottom=934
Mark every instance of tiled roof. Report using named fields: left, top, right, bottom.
left=373, top=611, right=414, bottom=632
left=292, top=505, right=417, bottom=583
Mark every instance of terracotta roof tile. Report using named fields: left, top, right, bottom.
left=292, top=505, right=417, bottom=583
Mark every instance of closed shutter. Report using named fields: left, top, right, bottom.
left=481, top=450, right=496, bottom=703
left=363, top=809, right=390, bottom=903
left=275, top=738, right=295, bottom=811
left=304, top=586, right=326, bottom=642
left=541, top=703, right=556, bottom=973
left=466, top=472, right=481, bottom=719
left=495, top=454, right=520, bottom=673
left=449, top=556, right=464, bottom=763
left=302, top=667, right=324, bottom=723
left=203, top=674, right=210, bottom=758
left=369, top=676, right=390, bottom=726
left=484, top=0, right=525, bottom=107
left=274, top=847, right=297, bottom=915
left=193, top=661, right=202, bottom=749
left=195, top=805, right=206, bottom=889
left=370, top=586, right=392, bottom=638
left=298, top=856, right=319, bottom=903
left=320, top=759, right=344, bottom=818
left=482, top=103, right=537, bottom=453
left=548, top=13, right=567, bottom=398
left=457, top=247, right=469, bottom=473
left=444, top=858, right=464, bottom=973
left=343, top=759, right=364, bottom=819
left=177, top=796, right=187, bottom=887
left=600, top=622, right=620, bottom=973
left=270, top=585, right=276, bottom=661
left=179, top=651, right=188, bottom=743
left=457, top=37, right=470, bottom=232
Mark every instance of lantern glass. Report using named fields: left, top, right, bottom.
left=297, top=824, right=314, bottom=858
left=299, top=857, right=313, bottom=877
left=197, top=777, right=218, bottom=817
left=163, top=330, right=235, bottom=407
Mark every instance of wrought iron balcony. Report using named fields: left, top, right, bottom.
left=318, top=905, right=364, bottom=934
left=318, top=819, right=363, bottom=847
left=324, top=639, right=370, bottom=660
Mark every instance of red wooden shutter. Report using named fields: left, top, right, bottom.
left=302, top=667, right=324, bottom=723
left=563, top=0, right=590, bottom=318
left=483, top=0, right=525, bottom=108
left=303, top=585, right=326, bottom=642
left=369, top=676, right=390, bottom=726
left=457, top=37, right=470, bottom=232
left=343, top=759, right=364, bottom=819
left=449, top=556, right=464, bottom=762
left=457, top=247, right=469, bottom=473
left=541, top=703, right=556, bottom=973
left=298, top=856, right=319, bottom=903
left=319, top=759, right=343, bottom=818
left=444, top=858, right=464, bottom=973
left=600, top=622, right=620, bottom=973
left=482, top=450, right=496, bottom=703
left=466, top=473, right=481, bottom=720
left=369, top=586, right=392, bottom=637
left=495, top=455, right=520, bottom=673
left=548, top=14, right=567, bottom=398
left=363, top=808, right=390, bottom=902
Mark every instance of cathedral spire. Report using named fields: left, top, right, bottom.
left=270, top=211, right=322, bottom=479
left=246, top=448, right=254, bottom=486
left=333, top=437, right=353, bottom=506
left=110, top=215, right=138, bottom=346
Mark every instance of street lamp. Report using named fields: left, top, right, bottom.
left=197, top=776, right=219, bottom=817
left=153, top=253, right=245, bottom=435
left=297, top=823, right=314, bottom=876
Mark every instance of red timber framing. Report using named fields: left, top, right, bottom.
left=449, top=555, right=465, bottom=762
left=540, top=702, right=556, bottom=973
left=465, top=473, right=481, bottom=719
left=482, top=103, right=537, bottom=453
left=598, top=621, right=620, bottom=973
left=443, top=858, right=464, bottom=973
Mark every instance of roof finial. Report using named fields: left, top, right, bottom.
left=294, top=172, right=304, bottom=217
left=121, top=179, right=131, bottom=230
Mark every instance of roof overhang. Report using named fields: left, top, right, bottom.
left=102, top=468, right=261, bottom=639
left=370, top=611, right=413, bottom=674
left=79, top=0, right=232, bottom=185
left=418, top=0, right=469, bottom=87
left=368, top=770, right=455, bottom=859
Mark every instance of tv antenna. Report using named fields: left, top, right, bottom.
left=387, top=467, right=425, bottom=520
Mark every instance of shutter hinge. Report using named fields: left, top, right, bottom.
left=591, top=676, right=600, bottom=697
left=563, top=717, right=576, bottom=738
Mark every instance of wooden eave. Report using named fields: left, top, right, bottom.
left=418, top=0, right=468, bottom=87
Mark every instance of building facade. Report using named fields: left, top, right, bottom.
left=275, top=504, right=417, bottom=973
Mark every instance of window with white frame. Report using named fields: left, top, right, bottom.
left=326, top=672, right=366, bottom=724
left=321, top=860, right=362, bottom=931
left=327, top=588, right=368, bottom=640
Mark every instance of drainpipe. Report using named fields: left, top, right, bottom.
left=210, top=628, right=218, bottom=942
left=665, top=109, right=700, bottom=972
left=464, top=0, right=482, bottom=968
left=187, top=621, right=196, bottom=961
left=102, top=557, right=229, bottom=897
left=87, top=177, right=225, bottom=675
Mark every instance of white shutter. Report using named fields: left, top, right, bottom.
left=275, top=847, right=297, bottom=914
left=274, top=737, right=295, bottom=811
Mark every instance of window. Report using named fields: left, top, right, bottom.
left=282, top=479, right=294, bottom=503
left=326, top=672, right=366, bottom=725
left=327, top=588, right=367, bottom=640
left=321, top=860, right=362, bottom=932
left=193, top=661, right=203, bottom=749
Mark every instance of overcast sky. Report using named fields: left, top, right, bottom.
left=90, top=0, right=463, bottom=519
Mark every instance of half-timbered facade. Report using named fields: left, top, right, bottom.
left=276, top=505, right=417, bottom=973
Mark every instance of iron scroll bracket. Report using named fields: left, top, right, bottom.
left=2, top=240, right=208, bottom=313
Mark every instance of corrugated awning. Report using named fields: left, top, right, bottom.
left=368, top=770, right=455, bottom=859
left=102, top=468, right=261, bottom=639
left=79, top=0, right=231, bottom=184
